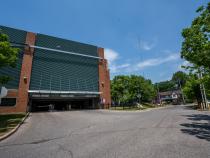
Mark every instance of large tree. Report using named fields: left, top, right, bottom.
left=171, top=71, right=188, bottom=87
left=111, top=75, right=130, bottom=104
left=183, top=74, right=202, bottom=106
left=0, top=33, right=19, bottom=84
left=111, top=75, right=156, bottom=105
left=181, top=2, right=210, bottom=71
left=180, top=2, right=210, bottom=107
left=128, top=75, right=156, bottom=102
left=155, top=80, right=175, bottom=92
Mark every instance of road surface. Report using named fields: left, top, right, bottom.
left=0, top=105, right=210, bottom=158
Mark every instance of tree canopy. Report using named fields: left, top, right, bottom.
left=154, top=80, right=175, bottom=92
left=111, top=75, right=156, bottom=105
left=0, top=33, right=19, bottom=84
left=181, top=2, right=210, bottom=71
left=172, top=71, right=188, bottom=87
left=182, top=74, right=202, bottom=104
left=180, top=2, right=210, bottom=107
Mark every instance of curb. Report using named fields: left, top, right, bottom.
left=106, top=105, right=172, bottom=113
left=0, top=112, right=30, bottom=142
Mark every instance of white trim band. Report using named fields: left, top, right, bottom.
left=30, top=45, right=102, bottom=59
left=28, top=90, right=101, bottom=95
left=11, top=43, right=102, bottom=59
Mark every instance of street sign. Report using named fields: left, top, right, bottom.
left=0, top=87, right=8, bottom=98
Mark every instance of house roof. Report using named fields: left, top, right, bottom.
left=159, top=90, right=181, bottom=96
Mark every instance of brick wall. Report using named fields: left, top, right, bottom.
left=98, top=48, right=111, bottom=109
left=0, top=32, right=36, bottom=113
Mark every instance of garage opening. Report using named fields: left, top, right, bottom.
left=30, top=98, right=99, bottom=112
left=28, top=90, right=100, bottom=112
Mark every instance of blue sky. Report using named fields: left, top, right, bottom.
left=0, top=0, right=209, bottom=83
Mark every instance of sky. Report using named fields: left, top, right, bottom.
left=0, top=0, right=209, bottom=83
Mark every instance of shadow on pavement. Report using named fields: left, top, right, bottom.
left=182, top=105, right=197, bottom=110
left=180, top=114, right=210, bottom=141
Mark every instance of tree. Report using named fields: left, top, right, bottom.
left=111, top=75, right=156, bottom=105
left=183, top=74, right=202, bottom=106
left=180, top=2, right=210, bottom=108
left=111, top=75, right=130, bottom=104
left=181, top=2, right=210, bottom=71
left=155, top=80, right=175, bottom=92
left=128, top=75, right=156, bottom=102
left=0, top=32, right=19, bottom=84
left=200, top=72, right=210, bottom=98
left=172, top=71, right=188, bottom=87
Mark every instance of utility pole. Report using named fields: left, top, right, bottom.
left=202, top=83, right=208, bottom=109
left=198, top=68, right=208, bottom=110
left=137, top=89, right=141, bottom=104
left=178, top=80, right=185, bottom=105
left=157, top=84, right=161, bottom=106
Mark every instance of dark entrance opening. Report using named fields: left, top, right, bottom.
left=30, top=98, right=98, bottom=112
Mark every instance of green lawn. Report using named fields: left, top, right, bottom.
left=110, top=103, right=156, bottom=111
left=0, top=114, right=25, bottom=137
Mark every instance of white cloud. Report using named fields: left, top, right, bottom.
left=104, top=48, right=130, bottom=73
left=138, top=38, right=157, bottom=51
left=104, top=47, right=180, bottom=78
left=110, top=63, right=130, bottom=73
left=104, top=48, right=119, bottom=64
left=117, top=63, right=130, bottom=69
left=140, top=41, right=155, bottom=51
left=137, top=53, right=180, bottom=69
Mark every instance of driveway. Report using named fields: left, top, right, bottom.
left=0, top=105, right=210, bottom=158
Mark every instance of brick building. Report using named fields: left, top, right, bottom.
left=0, top=26, right=111, bottom=113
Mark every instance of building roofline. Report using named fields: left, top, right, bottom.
left=0, top=25, right=98, bottom=48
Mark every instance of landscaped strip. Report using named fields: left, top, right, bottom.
left=0, top=113, right=27, bottom=139
left=109, top=103, right=161, bottom=111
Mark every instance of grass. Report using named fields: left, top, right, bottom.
left=0, top=113, right=25, bottom=137
left=110, top=103, right=157, bottom=111
left=110, top=106, right=141, bottom=111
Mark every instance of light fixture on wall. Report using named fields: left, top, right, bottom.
left=23, top=76, right=27, bottom=83
left=101, top=82, right=104, bottom=87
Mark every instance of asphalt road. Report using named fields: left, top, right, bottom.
left=0, top=105, right=210, bottom=158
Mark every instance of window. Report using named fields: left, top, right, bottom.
left=0, top=98, right=16, bottom=106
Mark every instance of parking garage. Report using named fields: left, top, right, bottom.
left=0, top=26, right=111, bottom=113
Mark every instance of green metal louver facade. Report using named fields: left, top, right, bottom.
left=29, top=34, right=99, bottom=92
left=0, top=26, right=26, bottom=89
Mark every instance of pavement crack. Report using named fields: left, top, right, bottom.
left=28, top=137, right=64, bottom=144
left=0, top=136, right=66, bottom=148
